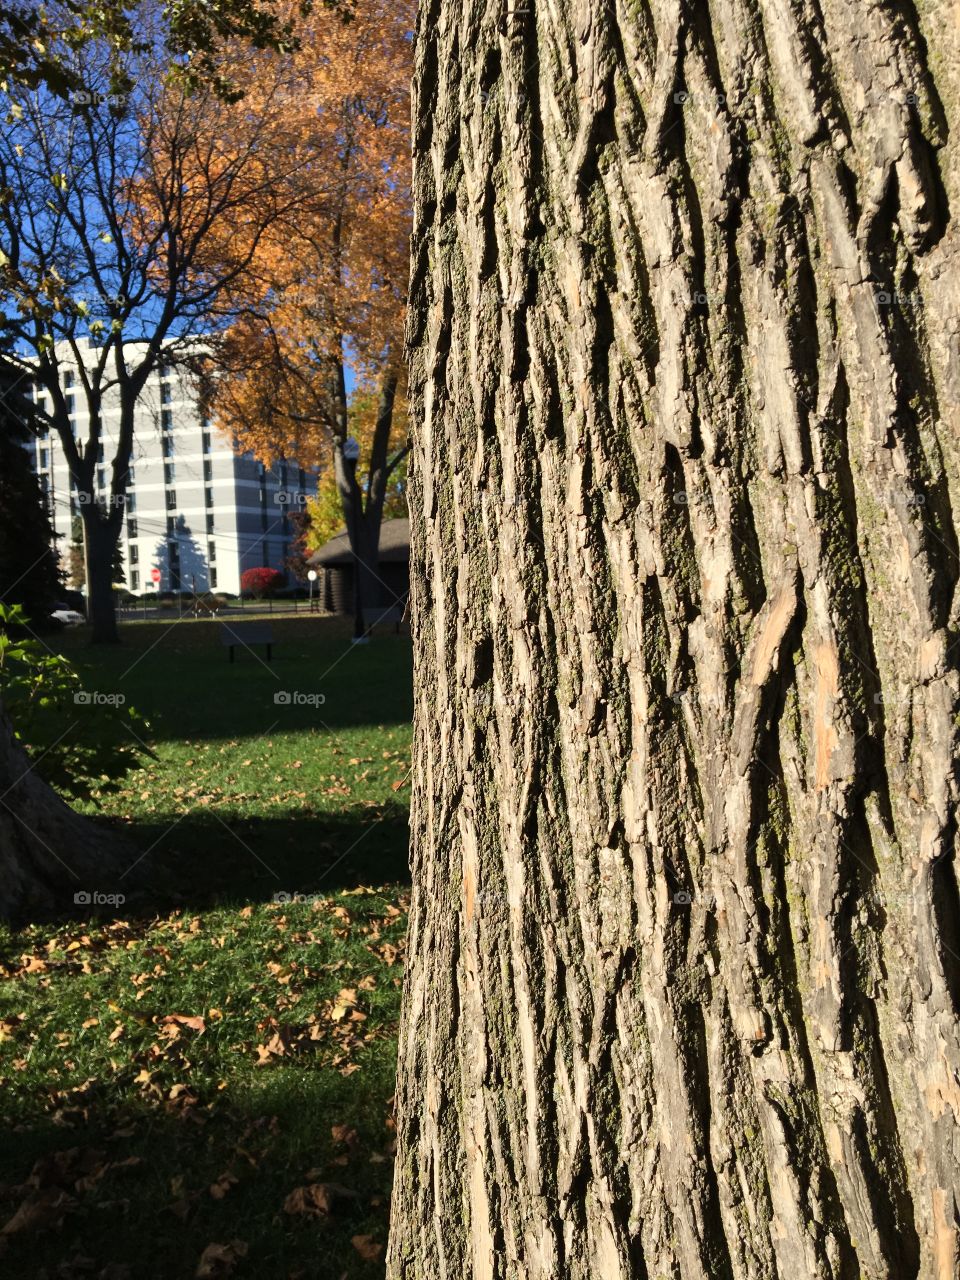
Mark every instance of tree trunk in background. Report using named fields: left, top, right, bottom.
left=0, top=704, right=133, bottom=920
left=82, top=512, right=120, bottom=644
left=389, top=0, right=960, bottom=1276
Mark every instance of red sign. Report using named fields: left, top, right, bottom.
left=150, top=568, right=161, bottom=584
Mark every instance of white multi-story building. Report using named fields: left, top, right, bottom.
left=24, top=340, right=317, bottom=595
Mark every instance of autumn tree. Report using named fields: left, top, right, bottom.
left=202, top=0, right=412, bottom=635
left=303, top=389, right=409, bottom=549
left=0, top=0, right=305, bottom=100
left=0, top=0, right=315, bottom=916
left=0, top=14, right=321, bottom=643
left=389, top=2, right=960, bottom=1277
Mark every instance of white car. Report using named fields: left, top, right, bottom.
left=51, top=608, right=86, bottom=625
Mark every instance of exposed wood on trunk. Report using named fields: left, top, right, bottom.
left=389, top=0, right=960, bottom=1275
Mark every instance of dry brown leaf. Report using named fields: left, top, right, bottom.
left=160, top=1014, right=206, bottom=1033
left=282, top=1182, right=359, bottom=1218
left=1, top=1188, right=75, bottom=1236
left=209, top=1171, right=239, bottom=1200
left=351, top=1235, right=384, bottom=1262
left=195, top=1239, right=248, bottom=1278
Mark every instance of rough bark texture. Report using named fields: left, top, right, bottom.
left=0, top=705, right=133, bottom=920
left=389, top=0, right=960, bottom=1276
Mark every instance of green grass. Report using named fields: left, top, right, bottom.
left=0, top=615, right=413, bottom=1278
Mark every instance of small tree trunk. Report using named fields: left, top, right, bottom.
left=0, top=704, right=133, bottom=920
left=82, top=514, right=119, bottom=644
left=389, top=0, right=960, bottom=1276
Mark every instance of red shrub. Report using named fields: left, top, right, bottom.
left=240, top=567, right=285, bottom=598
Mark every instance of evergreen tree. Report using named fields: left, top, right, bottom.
left=0, top=355, right=61, bottom=621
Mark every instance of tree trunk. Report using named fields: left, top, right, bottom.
left=389, top=1, right=960, bottom=1276
left=335, top=366, right=402, bottom=637
left=0, top=704, right=133, bottom=920
left=82, top=512, right=119, bottom=644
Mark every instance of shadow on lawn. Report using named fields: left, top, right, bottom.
left=52, top=804, right=411, bottom=926
left=60, top=618, right=414, bottom=746
left=0, top=1040, right=398, bottom=1280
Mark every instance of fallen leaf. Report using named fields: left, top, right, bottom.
left=160, top=1014, right=206, bottom=1033
left=331, top=1124, right=359, bottom=1147
left=210, top=1171, right=239, bottom=1200
left=351, top=1235, right=384, bottom=1262
left=282, top=1182, right=359, bottom=1218
left=195, top=1240, right=248, bottom=1278
left=1, top=1189, right=75, bottom=1236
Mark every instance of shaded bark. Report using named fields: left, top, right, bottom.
left=82, top=510, right=122, bottom=644
left=0, top=704, right=133, bottom=920
left=389, top=0, right=960, bottom=1276
left=334, top=363, right=406, bottom=636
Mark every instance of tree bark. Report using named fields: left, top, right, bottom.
left=0, top=704, right=133, bottom=920
left=82, top=511, right=121, bottom=644
left=389, top=1, right=960, bottom=1277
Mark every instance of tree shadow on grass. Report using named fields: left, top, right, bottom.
left=0, top=1044, right=398, bottom=1279
left=24, top=805, right=411, bottom=928
left=60, top=618, right=414, bottom=746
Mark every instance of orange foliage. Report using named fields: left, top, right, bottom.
left=190, top=0, right=414, bottom=466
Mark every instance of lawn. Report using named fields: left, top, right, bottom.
left=0, top=615, right=413, bottom=1279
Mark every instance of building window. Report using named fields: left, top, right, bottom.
left=39, top=447, right=48, bottom=469
left=70, top=496, right=78, bottom=517
left=127, top=518, right=138, bottom=538
left=65, top=393, right=76, bottom=416
left=202, top=432, right=211, bottom=454
left=203, top=460, right=212, bottom=482
left=160, top=383, right=172, bottom=405
left=64, top=369, right=75, bottom=388
left=164, top=462, right=175, bottom=485
left=126, top=465, right=135, bottom=483
left=129, top=544, right=139, bottom=565
left=98, top=443, right=104, bottom=462
left=209, top=568, right=218, bottom=588
left=166, top=489, right=177, bottom=509
left=167, top=516, right=175, bottom=534
left=97, top=466, right=106, bottom=489
left=127, top=492, right=136, bottom=513
left=207, top=540, right=216, bottom=563
left=161, top=408, right=172, bottom=431
left=206, top=513, right=214, bottom=534
left=162, top=435, right=174, bottom=457
left=130, top=570, right=139, bottom=591
left=205, top=487, right=214, bottom=508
